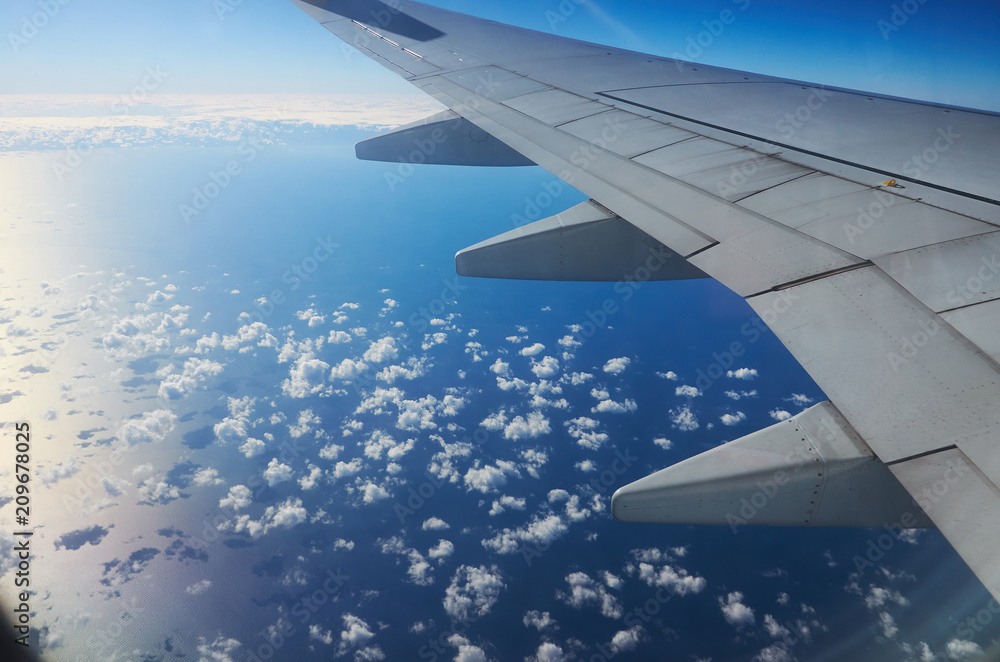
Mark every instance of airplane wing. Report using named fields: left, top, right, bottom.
left=288, top=0, right=1000, bottom=600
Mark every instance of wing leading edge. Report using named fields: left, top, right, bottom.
left=289, top=0, right=1000, bottom=601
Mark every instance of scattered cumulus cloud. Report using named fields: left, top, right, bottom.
left=520, top=343, right=545, bottom=357
left=727, top=368, right=758, bottom=380
left=670, top=405, right=698, bottom=431
left=719, top=591, right=755, bottom=627
left=443, top=565, right=505, bottom=621
left=720, top=411, right=747, bottom=426
left=603, top=357, right=631, bottom=374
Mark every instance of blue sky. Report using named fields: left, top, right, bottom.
left=3, top=0, right=998, bottom=109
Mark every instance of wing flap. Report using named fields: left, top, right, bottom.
left=941, top=301, right=1000, bottom=364
left=890, top=449, right=1000, bottom=598
left=501, top=88, right=609, bottom=126
left=747, top=266, right=1000, bottom=466
left=559, top=110, right=695, bottom=159
left=874, top=231, right=1000, bottom=312
left=441, top=66, right=551, bottom=102
left=635, top=140, right=812, bottom=202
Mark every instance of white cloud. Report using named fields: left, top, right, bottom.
left=239, top=437, right=265, bottom=458
left=328, top=330, right=352, bottom=344
left=719, top=591, right=755, bottom=627
left=523, top=610, right=557, bottom=631
left=482, top=514, right=568, bottom=555
left=231, top=497, right=308, bottom=538
left=333, top=458, right=363, bottom=480
left=289, top=409, right=321, bottom=440
left=157, top=358, right=224, bottom=400
left=101, top=475, right=129, bottom=497
left=727, top=367, right=758, bottom=380
left=443, top=565, right=505, bottom=621
left=330, top=358, right=367, bottom=381
left=569, top=371, right=593, bottom=385
left=754, top=644, right=793, bottom=662
left=381, top=537, right=434, bottom=585
left=592, top=398, right=637, bottom=414
left=488, top=495, right=526, bottom=516
left=338, top=613, right=375, bottom=653
left=558, top=571, right=622, bottom=618
left=363, top=336, right=399, bottom=364
left=220, top=322, right=275, bottom=352
left=358, top=481, right=390, bottom=504
left=298, top=464, right=323, bottom=490
left=878, top=610, right=898, bottom=639
left=214, top=396, right=255, bottom=445
left=533, top=642, right=566, bottom=662
left=670, top=405, right=699, bottom=431
left=608, top=626, right=643, bottom=653
left=603, top=357, right=631, bottom=374
left=196, top=636, right=241, bottom=662
left=770, top=409, right=792, bottom=422
left=675, top=385, right=702, bottom=397
left=147, top=289, right=174, bottom=305
left=558, top=334, right=581, bottom=348
left=309, top=625, right=334, bottom=645
left=496, top=376, right=529, bottom=391
left=763, top=614, right=790, bottom=639
left=653, top=437, right=672, bottom=450
left=464, top=463, right=516, bottom=494
left=864, top=586, right=909, bottom=610
left=263, top=458, right=294, bottom=487
left=946, top=638, right=984, bottom=661
left=520, top=343, right=545, bottom=356
left=422, top=517, right=450, bottom=531
left=185, top=579, right=212, bottom=595
left=489, top=359, right=510, bottom=377
left=788, top=393, right=813, bottom=406
left=319, top=441, right=344, bottom=460
left=447, top=635, right=487, bottom=662
left=503, top=411, right=551, bottom=440
left=531, top=356, right=560, bottom=379
left=39, top=457, right=81, bottom=485
left=282, top=357, right=330, bottom=398
left=377, top=358, right=427, bottom=384
left=633, top=558, right=706, bottom=596
left=427, top=539, right=454, bottom=562
left=219, top=485, right=253, bottom=510
left=480, top=409, right=508, bottom=431
left=564, top=417, right=608, bottom=451
left=720, top=411, right=747, bottom=426
left=2, top=94, right=448, bottom=151
left=119, top=409, right=177, bottom=445
left=220, top=485, right=252, bottom=510
left=192, top=468, right=223, bottom=487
